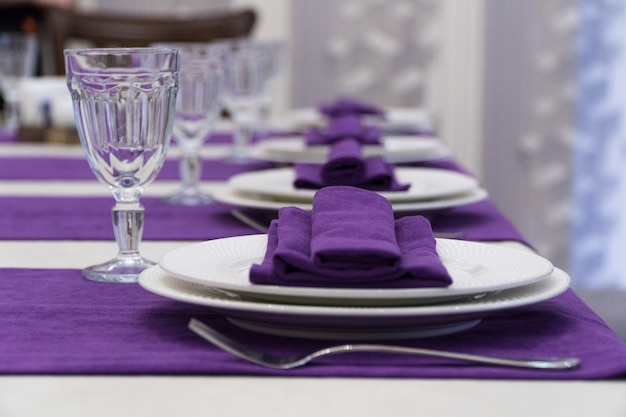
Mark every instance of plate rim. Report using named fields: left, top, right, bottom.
left=139, top=265, right=570, bottom=317
left=158, top=235, right=554, bottom=304
left=227, top=166, right=480, bottom=204
left=212, top=187, right=489, bottom=212
left=250, top=136, right=449, bottom=164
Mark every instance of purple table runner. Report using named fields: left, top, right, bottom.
left=1, top=267, right=625, bottom=378
left=0, top=131, right=15, bottom=143
left=0, top=153, right=529, bottom=243
left=0, top=197, right=260, bottom=240
left=0, top=156, right=275, bottom=181
left=5, top=147, right=624, bottom=379
left=0, top=195, right=524, bottom=242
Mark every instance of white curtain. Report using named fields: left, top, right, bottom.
left=572, top=0, right=626, bottom=289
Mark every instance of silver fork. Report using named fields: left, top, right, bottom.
left=188, top=318, right=580, bottom=370
left=231, top=209, right=271, bottom=233
left=231, top=209, right=466, bottom=239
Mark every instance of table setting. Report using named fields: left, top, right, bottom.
left=1, top=42, right=626, bottom=416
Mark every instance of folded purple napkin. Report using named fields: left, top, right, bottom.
left=249, top=186, right=452, bottom=288
left=294, top=137, right=410, bottom=191
left=305, top=115, right=381, bottom=146
left=295, top=136, right=409, bottom=191
left=319, top=137, right=365, bottom=184
left=294, top=162, right=410, bottom=192
left=318, top=96, right=385, bottom=118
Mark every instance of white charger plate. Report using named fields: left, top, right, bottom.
left=212, top=186, right=488, bottom=213
left=227, top=167, right=479, bottom=204
left=159, top=235, right=554, bottom=307
left=139, top=266, right=570, bottom=340
left=250, top=136, right=449, bottom=164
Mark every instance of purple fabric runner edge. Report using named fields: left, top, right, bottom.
left=0, top=155, right=530, bottom=244
left=1, top=267, right=625, bottom=379
left=0, top=155, right=276, bottom=181
left=0, top=131, right=15, bottom=143
left=0, top=196, right=261, bottom=240
left=0, top=196, right=526, bottom=243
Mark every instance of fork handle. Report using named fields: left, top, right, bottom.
left=312, top=344, right=580, bottom=370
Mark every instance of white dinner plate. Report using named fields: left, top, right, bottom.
left=227, top=167, right=479, bottom=204
left=212, top=186, right=488, bottom=213
left=250, top=136, right=449, bottom=164
left=159, top=235, right=554, bottom=307
left=139, top=266, right=570, bottom=340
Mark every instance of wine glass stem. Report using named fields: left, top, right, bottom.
left=232, top=120, right=252, bottom=160
left=256, top=101, right=271, bottom=139
left=111, top=202, right=145, bottom=261
left=179, top=152, right=202, bottom=194
left=3, top=96, right=19, bottom=132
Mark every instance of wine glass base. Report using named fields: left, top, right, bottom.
left=163, top=190, right=214, bottom=206
left=82, top=257, right=156, bottom=283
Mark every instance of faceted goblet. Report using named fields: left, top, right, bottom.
left=257, top=41, right=286, bottom=138
left=65, top=47, right=180, bottom=283
left=0, top=32, right=37, bottom=133
left=159, top=43, right=226, bottom=205
left=221, top=40, right=267, bottom=162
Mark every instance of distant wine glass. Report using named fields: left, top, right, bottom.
left=0, top=32, right=37, bottom=133
left=159, top=43, right=226, bottom=205
left=65, top=47, right=180, bottom=283
left=221, top=40, right=267, bottom=162
left=257, top=41, right=286, bottom=138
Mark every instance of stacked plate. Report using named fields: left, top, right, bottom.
left=249, top=135, right=449, bottom=164
left=284, top=106, right=437, bottom=135
left=213, top=166, right=489, bottom=213
left=139, top=235, right=570, bottom=341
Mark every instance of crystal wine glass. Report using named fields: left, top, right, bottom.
left=65, top=47, right=180, bottom=283
left=257, top=41, right=286, bottom=138
left=0, top=32, right=37, bottom=133
left=159, top=43, right=226, bottom=205
left=221, top=40, right=268, bottom=162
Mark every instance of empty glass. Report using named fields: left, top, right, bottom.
left=221, top=40, right=268, bottom=162
left=65, top=47, right=180, bottom=283
left=257, top=41, right=286, bottom=138
left=159, top=43, right=226, bottom=205
left=0, top=32, right=37, bottom=133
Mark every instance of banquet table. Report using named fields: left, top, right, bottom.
left=1, top=132, right=626, bottom=417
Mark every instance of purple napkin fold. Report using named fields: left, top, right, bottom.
left=294, top=159, right=410, bottom=192
left=294, top=138, right=410, bottom=191
left=249, top=186, right=452, bottom=288
left=318, top=96, right=385, bottom=119
left=320, top=137, right=366, bottom=184
left=305, top=115, right=381, bottom=146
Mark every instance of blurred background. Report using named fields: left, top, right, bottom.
left=2, top=0, right=625, bottom=292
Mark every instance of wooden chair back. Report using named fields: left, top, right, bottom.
left=45, top=7, right=256, bottom=75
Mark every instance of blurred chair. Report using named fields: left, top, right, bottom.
left=45, top=7, right=257, bottom=75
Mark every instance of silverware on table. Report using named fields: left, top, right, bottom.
left=231, top=209, right=270, bottom=233
left=188, top=318, right=580, bottom=370
left=231, top=209, right=465, bottom=239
